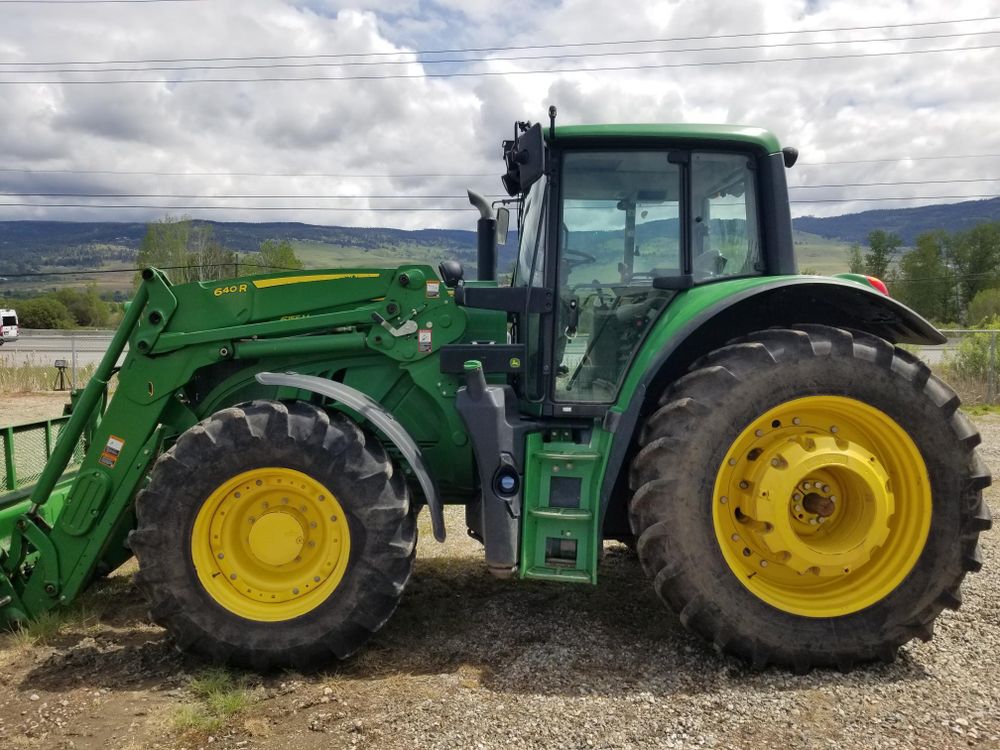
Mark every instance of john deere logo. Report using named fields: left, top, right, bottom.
left=509, top=357, right=522, bottom=369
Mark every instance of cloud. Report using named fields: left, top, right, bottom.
left=0, top=0, right=995, bottom=228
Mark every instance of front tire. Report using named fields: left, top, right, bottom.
left=629, top=326, right=991, bottom=672
left=131, top=400, right=416, bottom=670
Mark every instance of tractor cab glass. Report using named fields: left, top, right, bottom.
left=553, top=149, right=762, bottom=403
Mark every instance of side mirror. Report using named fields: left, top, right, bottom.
left=502, top=122, right=545, bottom=196
left=496, top=207, right=510, bottom=246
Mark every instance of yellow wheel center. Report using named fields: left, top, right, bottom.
left=248, top=512, right=305, bottom=566
left=713, top=396, right=931, bottom=618
left=190, top=467, right=351, bottom=622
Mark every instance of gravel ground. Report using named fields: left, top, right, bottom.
left=0, top=415, right=997, bottom=750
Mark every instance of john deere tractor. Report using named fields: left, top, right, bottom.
left=0, top=112, right=991, bottom=672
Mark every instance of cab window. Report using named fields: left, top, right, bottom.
left=554, top=151, right=678, bottom=403
left=690, top=152, right=762, bottom=281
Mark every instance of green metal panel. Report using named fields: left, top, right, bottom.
left=520, top=429, right=613, bottom=584
left=552, top=123, right=783, bottom=153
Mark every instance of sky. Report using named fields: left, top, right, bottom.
left=0, top=0, right=997, bottom=230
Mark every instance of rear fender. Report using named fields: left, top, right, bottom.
left=599, top=277, right=945, bottom=535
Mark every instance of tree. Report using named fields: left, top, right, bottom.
left=252, top=239, right=304, bottom=272
left=136, top=217, right=238, bottom=285
left=967, top=288, right=1000, bottom=326
left=55, top=285, right=112, bottom=327
left=136, top=215, right=193, bottom=282
left=894, top=231, right=956, bottom=323
left=848, top=244, right=865, bottom=274
left=17, top=297, right=75, bottom=329
left=863, top=230, right=901, bottom=280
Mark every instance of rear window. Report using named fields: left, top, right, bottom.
left=2, top=315, right=15, bottom=327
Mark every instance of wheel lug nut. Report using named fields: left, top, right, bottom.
left=818, top=517, right=826, bottom=524
left=830, top=495, right=837, bottom=502
left=822, top=485, right=831, bottom=493
left=830, top=426, right=839, bottom=433
left=792, top=417, right=801, bottom=425
left=720, top=496, right=728, bottom=504
left=809, top=518, right=818, bottom=525
left=795, top=504, right=803, bottom=512
left=793, top=492, right=802, bottom=501
left=760, top=560, right=768, bottom=568
left=739, top=481, right=749, bottom=489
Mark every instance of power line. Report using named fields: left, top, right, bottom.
left=1, top=179, right=997, bottom=200
left=0, top=202, right=474, bottom=211
left=0, top=167, right=494, bottom=178
left=2, top=191, right=510, bottom=201
left=5, top=29, right=996, bottom=75
left=1, top=263, right=300, bottom=278
left=2, top=42, right=997, bottom=85
left=798, top=153, right=1000, bottom=166
left=5, top=155, right=1000, bottom=180
left=1, top=195, right=998, bottom=211
left=4, top=14, right=996, bottom=66
left=0, top=0, right=205, bottom=3
left=790, top=177, right=1000, bottom=189
left=790, top=194, right=1000, bottom=204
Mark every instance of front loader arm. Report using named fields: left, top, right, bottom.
left=1, top=263, right=483, bottom=625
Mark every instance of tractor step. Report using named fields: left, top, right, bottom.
left=520, top=430, right=611, bottom=584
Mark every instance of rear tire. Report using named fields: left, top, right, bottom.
left=629, top=325, right=991, bottom=671
left=131, top=400, right=416, bottom=670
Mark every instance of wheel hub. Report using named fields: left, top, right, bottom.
left=713, top=396, right=931, bottom=618
left=248, top=512, right=305, bottom=566
left=743, top=434, right=894, bottom=578
left=191, top=467, right=351, bottom=622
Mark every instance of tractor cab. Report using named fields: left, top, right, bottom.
left=462, top=114, right=797, bottom=417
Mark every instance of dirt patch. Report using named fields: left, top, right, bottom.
left=0, top=419, right=998, bottom=749
left=0, top=392, right=72, bottom=427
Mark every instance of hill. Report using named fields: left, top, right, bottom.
left=793, top=197, right=1000, bottom=245
left=5, top=193, right=1000, bottom=291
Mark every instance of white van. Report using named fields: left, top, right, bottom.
left=0, top=308, right=18, bottom=345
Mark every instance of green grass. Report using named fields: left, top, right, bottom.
left=173, top=667, right=253, bottom=734
left=6, top=603, right=100, bottom=649
left=792, top=230, right=853, bottom=275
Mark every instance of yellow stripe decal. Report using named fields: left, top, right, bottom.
left=252, top=273, right=382, bottom=289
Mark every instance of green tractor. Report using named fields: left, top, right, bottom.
left=0, top=112, right=991, bottom=672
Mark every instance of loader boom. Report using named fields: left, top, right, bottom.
left=1, top=263, right=499, bottom=625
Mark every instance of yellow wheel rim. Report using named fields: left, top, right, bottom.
left=191, top=467, right=351, bottom=622
left=713, top=396, right=931, bottom=618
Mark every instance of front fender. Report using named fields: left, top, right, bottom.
left=256, top=372, right=446, bottom=542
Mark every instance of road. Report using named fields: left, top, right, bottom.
left=0, top=329, right=958, bottom=368
left=0, top=330, right=118, bottom=368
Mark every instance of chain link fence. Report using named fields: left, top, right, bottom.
left=912, top=329, right=1000, bottom=405
left=1, top=417, right=87, bottom=493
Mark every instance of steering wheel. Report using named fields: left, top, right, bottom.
left=563, top=248, right=597, bottom=269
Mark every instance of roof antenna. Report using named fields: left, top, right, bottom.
left=548, top=105, right=557, bottom=140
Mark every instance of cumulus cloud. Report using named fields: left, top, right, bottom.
left=0, top=0, right=996, bottom=228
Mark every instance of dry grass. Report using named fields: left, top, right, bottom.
left=0, top=353, right=96, bottom=394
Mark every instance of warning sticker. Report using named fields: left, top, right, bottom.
left=418, top=328, right=432, bottom=353
left=426, top=280, right=440, bottom=299
left=98, top=435, right=125, bottom=469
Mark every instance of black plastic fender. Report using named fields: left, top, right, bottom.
left=256, top=371, right=445, bottom=542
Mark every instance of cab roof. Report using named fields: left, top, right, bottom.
left=551, top=124, right=782, bottom=154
